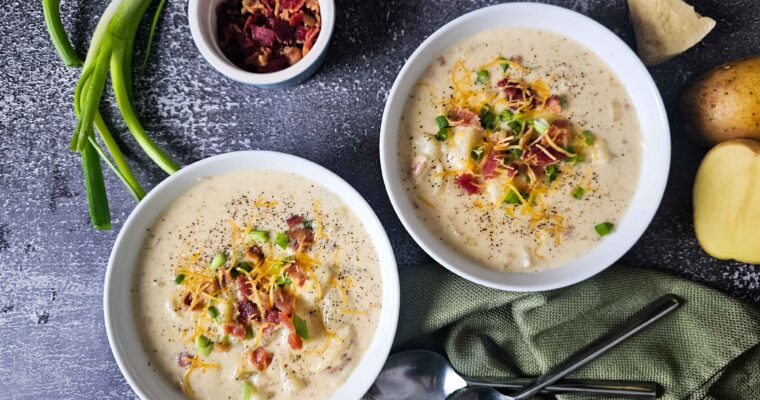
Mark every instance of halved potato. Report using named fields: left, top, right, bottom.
left=693, top=139, right=760, bottom=264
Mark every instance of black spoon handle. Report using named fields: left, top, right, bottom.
left=466, top=377, right=658, bottom=398
left=508, top=294, right=681, bottom=400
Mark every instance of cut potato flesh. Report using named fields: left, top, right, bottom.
left=628, top=0, right=715, bottom=65
left=693, top=140, right=760, bottom=264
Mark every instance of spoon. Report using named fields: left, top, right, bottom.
left=368, top=349, right=658, bottom=400
left=448, top=294, right=682, bottom=400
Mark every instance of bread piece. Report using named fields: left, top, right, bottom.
left=628, top=0, right=716, bottom=66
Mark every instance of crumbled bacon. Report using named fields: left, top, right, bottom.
left=455, top=174, right=481, bottom=195
left=288, top=227, right=314, bottom=251
left=265, top=309, right=281, bottom=324
left=480, top=151, right=502, bottom=180
left=182, top=292, right=193, bottom=307
left=237, top=275, right=253, bottom=297
left=251, top=347, right=273, bottom=370
left=236, top=299, right=259, bottom=323
left=217, top=0, right=320, bottom=73
left=521, top=123, right=570, bottom=166
left=246, top=245, right=264, bottom=265
left=286, top=215, right=303, bottom=227
left=545, top=95, right=562, bottom=113
left=176, top=353, right=194, bottom=367
left=224, top=322, right=248, bottom=338
left=280, top=311, right=303, bottom=349
left=289, top=332, right=304, bottom=349
left=274, top=289, right=295, bottom=313
left=448, top=107, right=481, bottom=129
left=286, top=263, right=307, bottom=286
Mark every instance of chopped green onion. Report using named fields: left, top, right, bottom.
left=275, top=232, right=289, bottom=250
left=503, top=189, right=521, bottom=205
left=532, top=118, right=550, bottom=134
left=236, top=262, right=253, bottom=273
left=210, top=252, right=227, bottom=271
left=276, top=274, right=292, bottom=287
left=195, top=335, right=213, bottom=357
left=470, top=145, right=485, bottom=161
left=500, top=109, right=513, bottom=122
left=241, top=381, right=255, bottom=400
left=560, top=96, right=568, bottom=108
left=510, top=148, right=523, bottom=159
left=500, top=61, right=510, bottom=72
left=435, top=128, right=449, bottom=141
left=479, top=107, right=497, bottom=130
left=583, top=130, right=594, bottom=145
left=174, top=274, right=185, bottom=284
left=545, top=165, right=559, bottom=182
left=293, top=315, right=310, bottom=340
left=595, top=222, right=615, bottom=237
left=435, top=115, right=449, bottom=130
left=568, top=152, right=586, bottom=164
left=248, top=229, right=269, bottom=243
left=302, top=220, right=314, bottom=230
left=245, top=325, right=254, bottom=340
left=476, top=69, right=490, bottom=84
left=572, top=187, right=585, bottom=199
left=221, top=334, right=230, bottom=344
left=208, top=306, right=221, bottom=323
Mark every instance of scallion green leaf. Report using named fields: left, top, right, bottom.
left=248, top=229, right=269, bottom=243
left=435, top=115, right=449, bottom=130
left=572, top=186, right=585, bottom=199
left=275, top=232, right=289, bottom=250
left=435, top=128, right=449, bottom=141
left=532, top=118, right=550, bottom=134
left=545, top=165, right=559, bottom=182
left=476, top=69, right=490, bottom=84
left=293, top=315, right=309, bottom=340
left=595, top=222, right=615, bottom=237
left=503, top=189, right=521, bottom=205
left=241, top=381, right=255, bottom=400
left=583, top=130, right=594, bottom=145
left=174, top=274, right=185, bottom=284
left=195, top=335, right=213, bottom=357
left=42, top=0, right=83, bottom=67
left=210, top=253, right=227, bottom=271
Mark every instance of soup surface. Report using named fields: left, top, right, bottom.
left=399, top=27, right=642, bottom=272
left=133, top=170, right=381, bottom=400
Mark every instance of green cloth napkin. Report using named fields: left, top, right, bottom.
left=383, top=264, right=760, bottom=399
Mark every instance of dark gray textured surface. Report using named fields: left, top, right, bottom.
left=1, top=0, right=758, bottom=398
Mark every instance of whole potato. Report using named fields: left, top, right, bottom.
left=681, top=56, right=760, bottom=146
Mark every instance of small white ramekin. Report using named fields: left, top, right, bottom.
left=188, top=0, right=335, bottom=88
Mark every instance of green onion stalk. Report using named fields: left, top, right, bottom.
left=42, top=0, right=178, bottom=229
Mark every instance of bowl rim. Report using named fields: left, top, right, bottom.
left=104, top=151, right=400, bottom=400
left=187, top=0, right=335, bottom=86
left=379, top=2, right=671, bottom=291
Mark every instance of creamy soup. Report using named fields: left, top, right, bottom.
left=133, top=170, right=382, bottom=400
left=399, top=28, right=642, bottom=272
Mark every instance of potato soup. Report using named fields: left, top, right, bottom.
left=399, top=28, right=642, bottom=272
left=133, top=170, right=382, bottom=400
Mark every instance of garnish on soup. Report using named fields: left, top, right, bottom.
left=134, top=170, right=381, bottom=400
left=413, top=55, right=598, bottom=239
left=400, top=28, right=642, bottom=271
left=217, top=0, right=321, bottom=73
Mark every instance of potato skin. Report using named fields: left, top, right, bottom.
left=681, top=56, right=760, bottom=146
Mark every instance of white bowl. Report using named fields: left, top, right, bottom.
left=380, top=3, right=670, bottom=292
left=104, top=151, right=399, bottom=399
left=188, top=0, right=335, bottom=88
